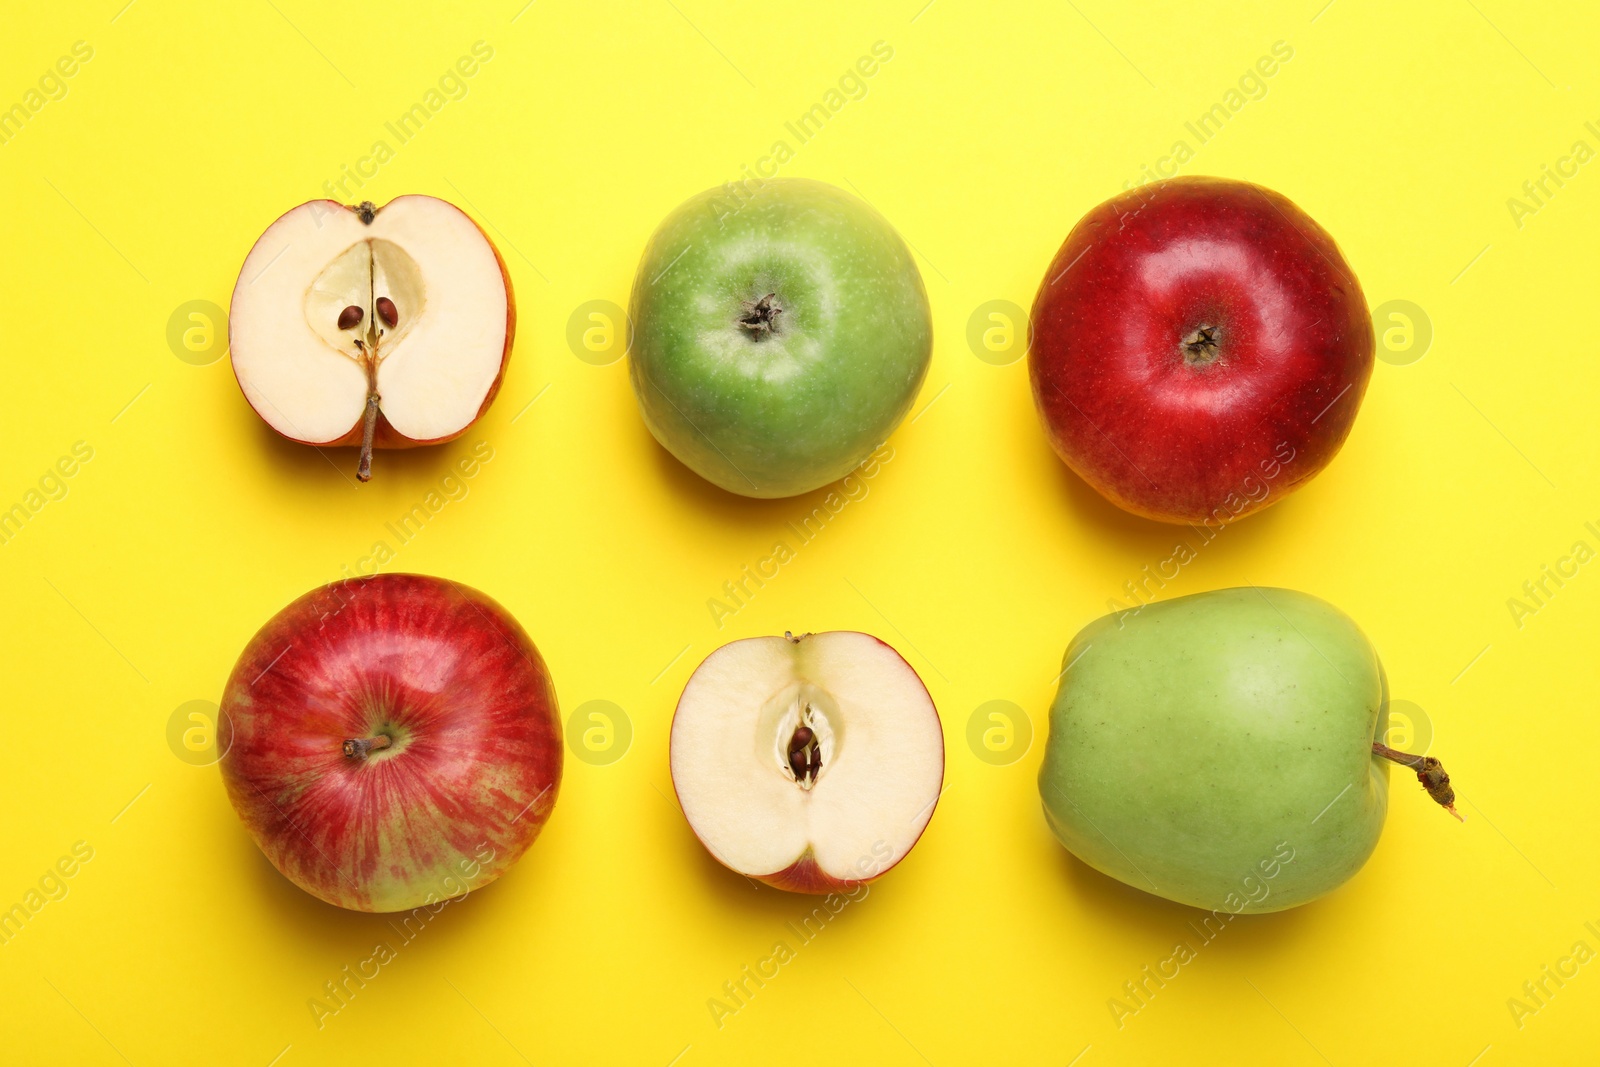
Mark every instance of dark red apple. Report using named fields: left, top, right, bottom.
left=1029, top=176, right=1374, bottom=525
left=218, top=573, right=561, bottom=912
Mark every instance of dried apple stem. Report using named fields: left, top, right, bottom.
left=356, top=392, right=379, bottom=482
left=1372, top=741, right=1464, bottom=822
left=354, top=251, right=382, bottom=482
left=342, top=734, right=392, bottom=760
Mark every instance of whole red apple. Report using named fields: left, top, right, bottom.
left=218, top=573, right=561, bottom=912
left=1029, top=176, right=1374, bottom=525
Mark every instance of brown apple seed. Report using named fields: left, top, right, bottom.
left=787, top=724, right=819, bottom=785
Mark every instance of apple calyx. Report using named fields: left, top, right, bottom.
left=1181, top=324, right=1222, bottom=366
left=1372, top=741, right=1464, bottom=822
left=737, top=292, right=783, bottom=338
left=342, top=734, right=393, bottom=760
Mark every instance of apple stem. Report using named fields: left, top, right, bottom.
left=356, top=392, right=379, bottom=482
left=342, top=734, right=392, bottom=760
left=1371, top=741, right=1464, bottom=822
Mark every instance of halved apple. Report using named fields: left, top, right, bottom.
left=669, top=631, right=944, bottom=893
left=229, top=195, right=514, bottom=480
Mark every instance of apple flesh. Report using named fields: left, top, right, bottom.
left=218, top=573, right=561, bottom=912
left=670, top=632, right=944, bottom=892
left=629, top=178, right=932, bottom=498
left=1038, top=587, right=1457, bottom=913
left=1029, top=176, right=1374, bottom=524
left=229, top=195, right=514, bottom=481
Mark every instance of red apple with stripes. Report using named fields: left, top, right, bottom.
left=218, top=573, right=561, bottom=912
left=1029, top=176, right=1375, bottom=525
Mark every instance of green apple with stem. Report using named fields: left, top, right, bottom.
left=628, top=178, right=932, bottom=498
left=1039, top=587, right=1459, bottom=913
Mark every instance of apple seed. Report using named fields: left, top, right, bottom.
left=337, top=305, right=364, bottom=331
left=376, top=296, right=398, bottom=328
left=787, top=720, right=820, bottom=788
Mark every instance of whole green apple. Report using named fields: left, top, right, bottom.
left=1039, top=587, right=1457, bottom=914
left=628, top=178, right=931, bottom=498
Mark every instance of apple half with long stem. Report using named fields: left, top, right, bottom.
left=229, top=195, right=514, bottom=481
left=218, top=573, right=561, bottom=912
left=670, top=631, right=944, bottom=893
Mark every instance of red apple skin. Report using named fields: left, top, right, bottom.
left=227, top=198, right=516, bottom=453
left=760, top=853, right=839, bottom=894
left=217, top=574, right=560, bottom=913
left=756, top=848, right=900, bottom=895
left=1029, top=176, right=1374, bottom=525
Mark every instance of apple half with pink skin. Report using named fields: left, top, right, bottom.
left=670, top=631, right=944, bottom=893
left=229, top=195, right=514, bottom=481
left=218, top=573, right=561, bottom=912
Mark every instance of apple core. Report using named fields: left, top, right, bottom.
left=764, top=681, right=837, bottom=791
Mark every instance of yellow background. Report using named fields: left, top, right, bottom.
left=2, top=1, right=1597, bottom=1063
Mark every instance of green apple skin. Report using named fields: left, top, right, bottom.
left=1039, top=587, right=1391, bottom=913
left=628, top=178, right=931, bottom=498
